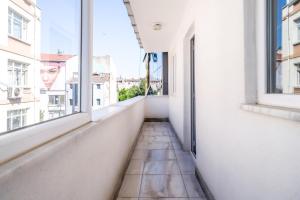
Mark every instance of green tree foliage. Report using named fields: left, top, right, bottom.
left=118, top=79, right=146, bottom=102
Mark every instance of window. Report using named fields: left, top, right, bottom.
left=294, top=18, right=300, bottom=43
left=96, top=98, right=101, bottom=106
left=267, top=0, right=300, bottom=95
left=8, top=60, right=28, bottom=87
left=8, top=8, right=29, bottom=41
left=296, top=63, right=300, bottom=86
left=97, top=84, right=101, bottom=89
left=171, top=55, right=176, bottom=95
left=0, top=0, right=82, bottom=135
left=7, top=108, right=28, bottom=131
left=49, top=95, right=65, bottom=105
left=256, top=0, right=300, bottom=108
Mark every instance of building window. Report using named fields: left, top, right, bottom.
left=1, top=0, right=82, bottom=135
left=8, top=8, right=29, bottom=41
left=49, top=95, right=65, bottom=105
left=97, top=84, right=101, bottom=89
left=296, top=64, right=300, bottom=86
left=295, top=18, right=300, bottom=43
left=96, top=98, right=101, bottom=106
left=8, top=60, right=28, bottom=87
left=7, top=108, right=28, bottom=131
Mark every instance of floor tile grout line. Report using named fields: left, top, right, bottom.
left=171, top=127, right=190, bottom=199
left=138, top=124, right=147, bottom=198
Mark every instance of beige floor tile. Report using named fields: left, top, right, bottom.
left=118, top=123, right=206, bottom=200
left=136, top=141, right=173, bottom=150
left=132, top=150, right=176, bottom=161
left=182, top=175, right=206, bottom=198
left=139, top=136, right=171, bottom=143
left=140, top=175, right=188, bottom=198
left=118, top=175, right=142, bottom=198
left=177, top=157, right=196, bottom=174
left=126, top=160, right=144, bottom=175
left=142, top=131, right=169, bottom=137
left=144, top=160, right=181, bottom=175
left=172, top=142, right=183, bottom=150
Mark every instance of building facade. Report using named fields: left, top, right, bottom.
left=281, top=0, right=300, bottom=94
left=0, top=0, right=40, bottom=133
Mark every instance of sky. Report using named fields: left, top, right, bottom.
left=93, top=0, right=146, bottom=78
left=277, top=0, right=287, bottom=49
left=38, top=0, right=147, bottom=79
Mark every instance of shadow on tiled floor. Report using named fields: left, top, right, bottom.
left=117, top=122, right=207, bottom=200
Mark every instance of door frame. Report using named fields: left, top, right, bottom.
left=190, top=35, right=196, bottom=156
left=183, top=23, right=196, bottom=157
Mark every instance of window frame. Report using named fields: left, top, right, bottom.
left=256, top=0, right=300, bottom=109
left=96, top=98, right=101, bottom=106
left=293, top=18, right=300, bottom=44
left=171, top=54, right=177, bottom=96
left=7, top=108, right=28, bottom=131
left=0, top=0, right=93, bottom=164
left=8, top=8, right=29, bottom=42
left=8, top=60, right=29, bottom=87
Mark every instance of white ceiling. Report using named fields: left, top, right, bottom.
left=128, top=0, right=190, bottom=52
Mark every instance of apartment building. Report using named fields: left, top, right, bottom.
left=93, top=55, right=117, bottom=108
left=40, top=53, right=78, bottom=120
left=1, top=1, right=300, bottom=200
left=91, top=73, right=111, bottom=109
left=281, top=0, right=300, bottom=94
left=0, top=0, right=40, bottom=133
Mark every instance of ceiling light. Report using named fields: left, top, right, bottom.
left=153, top=23, right=162, bottom=31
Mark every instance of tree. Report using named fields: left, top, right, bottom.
left=118, top=79, right=146, bottom=102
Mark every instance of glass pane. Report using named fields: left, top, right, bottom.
left=0, top=0, right=81, bottom=135
left=271, top=0, right=300, bottom=94
left=12, top=116, right=21, bottom=130
left=13, top=16, right=22, bottom=39
left=93, top=1, right=147, bottom=105
left=8, top=15, right=11, bottom=35
left=148, top=53, right=163, bottom=96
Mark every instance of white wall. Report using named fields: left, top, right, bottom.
left=144, top=95, right=169, bottom=119
left=0, top=96, right=145, bottom=200
left=168, top=0, right=300, bottom=200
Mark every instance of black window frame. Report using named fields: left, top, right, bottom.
left=266, top=0, right=278, bottom=93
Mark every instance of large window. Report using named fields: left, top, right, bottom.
left=0, top=0, right=82, bottom=135
left=8, top=8, right=29, bottom=41
left=49, top=95, right=65, bottom=106
left=8, top=60, right=28, bottom=87
left=267, top=0, right=300, bottom=95
left=7, top=108, right=28, bottom=131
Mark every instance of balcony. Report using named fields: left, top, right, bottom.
left=1, top=0, right=300, bottom=200
left=0, top=95, right=206, bottom=200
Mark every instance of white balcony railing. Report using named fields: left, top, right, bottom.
left=0, top=95, right=169, bottom=200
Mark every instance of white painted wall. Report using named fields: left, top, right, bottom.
left=144, top=95, right=169, bottom=119
left=0, top=96, right=145, bottom=200
left=168, top=0, right=300, bottom=200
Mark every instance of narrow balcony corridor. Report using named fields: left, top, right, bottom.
left=117, top=122, right=207, bottom=199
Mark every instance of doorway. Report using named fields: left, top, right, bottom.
left=190, top=36, right=196, bottom=156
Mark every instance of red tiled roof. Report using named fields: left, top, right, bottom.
left=41, top=53, right=74, bottom=62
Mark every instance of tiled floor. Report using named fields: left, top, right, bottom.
left=117, top=122, right=207, bottom=200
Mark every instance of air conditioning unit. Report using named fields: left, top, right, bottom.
left=7, top=87, right=22, bottom=99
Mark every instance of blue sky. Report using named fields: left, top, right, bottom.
left=38, top=0, right=146, bottom=78
left=277, top=0, right=287, bottom=49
